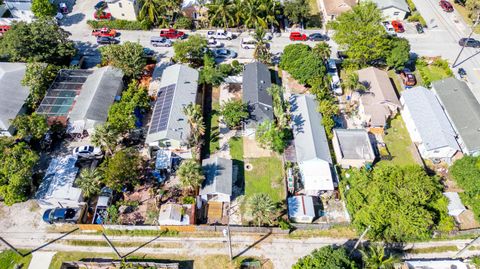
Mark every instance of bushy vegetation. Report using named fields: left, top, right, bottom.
left=101, top=148, right=143, bottom=192
left=174, top=16, right=193, bottom=29
left=280, top=44, right=326, bottom=86
left=451, top=156, right=480, bottom=221
left=21, top=62, right=59, bottom=110
left=99, top=41, right=147, bottom=79
left=87, top=19, right=151, bottom=30
left=293, top=246, right=357, bottom=269
left=173, top=35, right=208, bottom=67
left=416, top=57, right=453, bottom=87
left=220, top=100, right=249, bottom=129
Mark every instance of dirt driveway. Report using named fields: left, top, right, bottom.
left=0, top=200, right=49, bottom=234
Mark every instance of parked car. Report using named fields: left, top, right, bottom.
left=91, top=27, right=117, bottom=37
left=289, top=32, right=307, bottom=41
left=383, top=21, right=396, bottom=36
left=458, top=68, right=467, bottom=79
left=97, top=36, right=119, bottom=44
left=150, top=36, right=172, bottom=47
left=391, top=20, right=405, bottom=33
left=399, top=69, right=417, bottom=86
left=241, top=37, right=257, bottom=49
left=160, top=28, right=185, bottom=39
left=212, top=48, right=237, bottom=59
left=92, top=187, right=113, bottom=224
left=415, top=23, right=424, bottom=34
left=207, top=38, right=223, bottom=48
left=207, top=29, right=235, bottom=40
left=459, top=37, right=480, bottom=47
left=94, top=11, right=112, bottom=20
left=327, top=59, right=342, bottom=95
left=0, top=25, right=11, bottom=36
left=73, top=145, right=103, bottom=158
left=42, top=207, right=84, bottom=224
left=143, top=47, right=155, bottom=58
left=440, top=0, right=454, bottom=12
left=94, top=0, right=107, bottom=10
left=308, top=33, right=329, bottom=41
left=59, top=2, right=68, bottom=14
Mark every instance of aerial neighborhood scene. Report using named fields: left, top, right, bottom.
left=2, top=0, right=480, bottom=267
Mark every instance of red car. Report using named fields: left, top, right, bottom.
left=289, top=32, right=307, bottom=41
left=92, top=27, right=117, bottom=37
left=159, top=29, right=185, bottom=39
left=439, top=0, right=454, bottom=12
left=400, top=69, right=417, bottom=86
left=0, top=25, right=11, bottom=36
left=391, top=21, right=405, bottom=33
left=94, top=11, right=112, bottom=20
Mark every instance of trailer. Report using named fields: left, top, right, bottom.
left=92, top=187, right=113, bottom=224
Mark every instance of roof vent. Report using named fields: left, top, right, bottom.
left=260, top=80, right=265, bottom=84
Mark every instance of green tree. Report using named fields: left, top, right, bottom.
left=207, top=0, right=235, bottom=28
left=101, top=148, right=142, bottom=192
left=91, top=124, right=120, bottom=156
left=21, top=62, right=58, bottom=110
left=241, top=0, right=267, bottom=28
left=267, top=85, right=288, bottom=129
left=174, top=16, right=193, bottom=29
left=330, top=2, right=390, bottom=67
left=31, top=0, right=56, bottom=18
left=183, top=103, right=206, bottom=146
left=280, top=44, right=326, bottom=85
left=342, top=71, right=366, bottom=93
left=199, top=55, right=227, bottom=86
left=99, top=41, right=146, bottom=78
left=318, top=98, right=338, bottom=139
left=77, top=168, right=102, bottom=199
left=247, top=193, right=277, bottom=226
left=177, top=160, right=204, bottom=194
left=312, top=42, right=331, bottom=61
left=451, top=156, right=480, bottom=221
left=0, top=19, right=76, bottom=65
left=139, top=0, right=166, bottom=26
left=10, top=113, right=49, bottom=141
left=255, top=120, right=287, bottom=153
left=220, top=100, right=249, bottom=128
left=386, top=37, right=411, bottom=70
left=293, top=246, right=357, bottom=269
left=253, top=28, right=271, bottom=64
left=283, top=0, right=310, bottom=27
left=360, top=244, right=399, bottom=269
left=173, top=34, right=208, bottom=67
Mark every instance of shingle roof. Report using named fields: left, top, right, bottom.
left=401, top=87, right=460, bottom=151
left=370, top=0, right=409, bottom=12
left=242, top=62, right=273, bottom=126
left=0, top=62, right=29, bottom=134
left=201, top=157, right=233, bottom=196
left=322, top=0, right=356, bottom=16
left=432, top=78, right=480, bottom=155
left=333, top=129, right=375, bottom=160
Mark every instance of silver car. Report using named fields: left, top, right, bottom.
left=150, top=36, right=172, bottom=47
left=213, top=48, right=237, bottom=59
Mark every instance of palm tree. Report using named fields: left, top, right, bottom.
left=207, top=0, right=235, bottom=28
left=267, top=85, right=288, bottom=129
left=177, top=160, right=204, bottom=194
left=241, top=0, right=267, bottom=29
left=77, top=168, right=102, bottom=199
left=261, top=0, right=279, bottom=32
left=342, top=71, right=366, bottom=94
left=360, top=244, right=399, bottom=269
left=253, top=27, right=271, bottom=64
left=313, top=42, right=331, bottom=61
left=139, top=0, right=165, bottom=26
left=248, top=193, right=277, bottom=226
left=183, top=103, right=206, bottom=146
left=91, top=124, right=119, bottom=156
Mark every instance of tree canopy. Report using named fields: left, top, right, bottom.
left=341, top=165, right=454, bottom=242
left=0, top=19, right=76, bottom=65
left=31, top=0, right=56, bottom=18
left=101, top=148, right=142, bottom=192
left=220, top=100, right=249, bottom=128
left=173, top=34, right=208, bottom=67
left=386, top=37, right=411, bottom=70
left=10, top=113, right=49, bottom=141
left=247, top=193, right=277, bottom=226
left=279, top=44, right=326, bottom=85
left=177, top=160, right=204, bottom=194
left=99, top=41, right=146, bottom=78
left=283, top=0, right=310, bottom=27
left=22, top=62, right=58, bottom=110
left=451, top=156, right=480, bottom=221
left=255, top=120, right=288, bottom=153
left=293, top=246, right=357, bottom=269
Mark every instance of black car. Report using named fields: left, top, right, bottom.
left=143, top=48, right=155, bottom=57
left=42, top=208, right=80, bottom=224
left=459, top=38, right=480, bottom=48
left=415, top=23, right=424, bottom=34
left=97, top=36, right=119, bottom=45
left=458, top=68, right=467, bottom=78
left=94, top=1, right=107, bottom=10
left=308, top=33, right=329, bottom=41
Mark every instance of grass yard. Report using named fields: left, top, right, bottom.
left=378, top=115, right=417, bottom=167
left=452, top=2, right=480, bottom=34
left=387, top=70, right=404, bottom=93
left=209, top=102, right=220, bottom=154
left=306, top=0, right=322, bottom=28
left=244, top=157, right=285, bottom=204
left=229, top=136, right=244, bottom=161
left=416, top=58, right=453, bottom=87
left=0, top=250, right=32, bottom=269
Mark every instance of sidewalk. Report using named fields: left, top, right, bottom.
left=28, top=251, right=56, bottom=269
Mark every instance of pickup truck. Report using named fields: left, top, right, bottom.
left=92, top=187, right=113, bottom=224
left=92, top=27, right=117, bottom=37
left=207, top=30, right=235, bottom=40
left=160, top=29, right=185, bottom=39
left=42, top=207, right=85, bottom=224
left=94, top=11, right=112, bottom=20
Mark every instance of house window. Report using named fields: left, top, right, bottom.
left=393, top=11, right=400, bottom=16
left=119, top=2, right=122, bottom=8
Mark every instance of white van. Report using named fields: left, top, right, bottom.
left=241, top=37, right=257, bottom=49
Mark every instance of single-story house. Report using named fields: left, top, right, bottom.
left=443, top=192, right=466, bottom=217
left=320, top=0, right=356, bottom=21
left=0, top=62, right=29, bottom=136
left=158, top=203, right=190, bottom=226
left=146, top=64, right=199, bottom=152
left=201, top=157, right=233, bottom=203
left=242, top=62, right=273, bottom=135
left=4, top=0, right=34, bottom=21
left=290, top=94, right=334, bottom=195
left=401, top=87, right=460, bottom=163
left=357, top=67, right=401, bottom=133
left=35, top=155, right=83, bottom=209
left=432, top=78, right=480, bottom=156
left=369, top=0, right=409, bottom=20
left=106, top=0, right=139, bottom=21
left=332, top=129, right=375, bottom=169
left=403, top=260, right=469, bottom=269
left=287, top=195, right=315, bottom=223
left=36, top=67, right=124, bottom=135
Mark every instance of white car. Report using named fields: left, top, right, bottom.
left=73, top=145, right=102, bottom=159
left=383, top=21, right=396, bottom=36
left=207, top=29, right=235, bottom=40
left=207, top=38, right=223, bottom=48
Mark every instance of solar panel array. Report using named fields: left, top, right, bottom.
left=36, top=70, right=93, bottom=116
left=149, top=84, right=176, bottom=134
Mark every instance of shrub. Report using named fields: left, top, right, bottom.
left=407, top=12, right=427, bottom=27
left=87, top=19, right=151, bottom=30
left=182, top=196, right=195, bottom=204
left=278, top=219, right=292, bottom=230
left=174, top=17, right=193, bottom=30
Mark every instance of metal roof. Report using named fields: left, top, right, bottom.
left=146, top=64, right=199, bottom=144
left=333, top=129, right=375, bottom=160
left=242, top=62, right=274, bottom=126
left=288, top=195, right=315, bottom=219
left=370, top=0, right=409, bottom=12
left=0, top=62, right=29, bottom=134
left=201, top=157, right=233, bottom=196
left=401, top=87, right=460, bottom=151
left=432, top=78, right=480, bottom=155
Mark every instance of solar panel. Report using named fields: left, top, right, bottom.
left=149, top=84, right=176, bottom=134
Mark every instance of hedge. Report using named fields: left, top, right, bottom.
left=86, top=19, right=151, bottom=30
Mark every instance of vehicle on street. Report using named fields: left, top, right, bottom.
left=459, top=38, right=480, bottom=48
left=59, top=2, right=68, bottom=14
left=207, top=29, right=235, bottom=40
left=207, top=38, right=223, bottom=48
left=383, top=21, right=396, bottom=36
left=241, top=37, right=257, bottom=49
left=308, top=33, right=329, bottom=41
left=0, top=25, right=11, bottom=36
left=327, top=59, right=342, bottom=95
left=212, top=48, right=237, bottom=59
left=337, top=51, right=348, bottom=60
left=289, top=32, right=307, bottom=41
left=94, top=11, right=112, bottom=20
left=391, top=20, right=404, bottom=33
left=150, top=36, right=172, bottom=47
left=458, top=68, right=467, bottom=80
left=73, top=145, right=103, bottom=158
left=143, top=47, right=155, bottom=58
left=42, top=207, right=84, bottom=224
left=440, top=0, right=454, bottom=12
left=97, top=36, right=119, bottom=44
left=91, top=27, right=117, bottom=37
left=94, top=0, right=107, bottom=10
left=92, top=187, right=113, bottom=224
left=415, top=23, right=424, bottom=34
left=160, top=29, right=185, bottom=39
left=399, top=69, right=417, bottom=86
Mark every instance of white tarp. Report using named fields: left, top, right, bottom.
left=443, top=192, right=466, bottom=217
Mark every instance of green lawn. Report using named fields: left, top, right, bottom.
left=452, top=2, right=480, bottom=34
left=209, top=102, right=220, bottom=154
left=417, top=58, right=453, bottom=87
left=387, top=70, right=403, bottom=93
left=229, top=136, right=244, bottom=161
left=306, top=0, right=322, bottom=28
left=244, top=157, right=285, bottom=204
left=378, top=115, right=417, bottom=166
left=0, top=250, right=32, bottom=269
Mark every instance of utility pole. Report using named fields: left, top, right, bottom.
left=454, top=235, right=480, bottom=258
left=453, top=11, right=480, bottom=68
left=223, top=206, right=233, bottom=261
left=351, top=226, right=371, bottom=255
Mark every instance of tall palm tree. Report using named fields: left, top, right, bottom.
left=261, top=0, right=279, bottom=32
left=139, top=0, right=165, bottom=26
left=241, top=0, right=267, bottom=29
left=342, top=71, right=366, bottom=94
left=248, top=193, right=277, bottom=226
left=313, top=42, right=331, bottom=61
left=207, top=0, right=235, bottom=28
left=183, top=103, right=206, bottom=146
left=91, top=124, right=119, bottom=156
left=177, top=160, right=204, bottom=194
left=360, top=244, right=399, bottom=269
left=253, top=27, right=271, bottom=64
left=267, top=85, right=288, bottom=129
left=77, top=168, right=102, bottom=199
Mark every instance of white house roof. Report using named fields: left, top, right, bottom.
left=201, top=157, right=233, bottom=197
left=300, top=159, right=334, bottom=191
left=288, top=196, right=315, bottom=219
left=401, top=87, right=460, bottom=152
left=370, top=0, right=409, bottom=12
left=443, top=192, right=466, bottom=217
left=0, top=62, right=29, bottom=134
left=333, top=129, right=375, bottom=160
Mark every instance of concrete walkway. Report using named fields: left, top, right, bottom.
left=28, top=251, right=56, bottom=269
